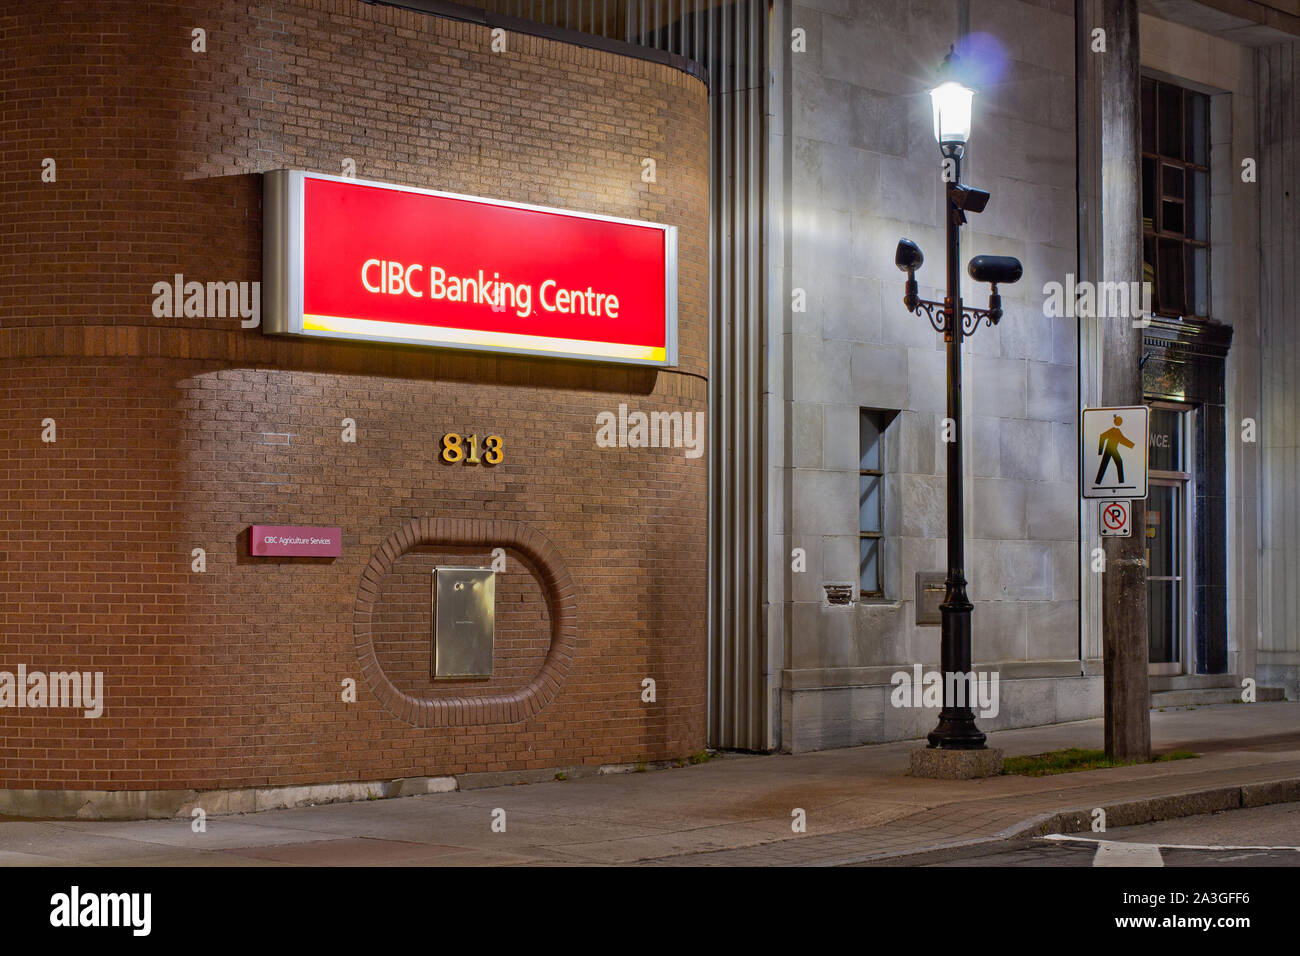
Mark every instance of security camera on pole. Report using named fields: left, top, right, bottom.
left=893, top=48, right=1024, bottom=778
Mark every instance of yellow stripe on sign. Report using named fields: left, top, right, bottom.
left=302, top=314, right=665, bottom=362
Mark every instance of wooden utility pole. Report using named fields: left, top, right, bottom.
left=1098, top=0, right=1151, bottom=760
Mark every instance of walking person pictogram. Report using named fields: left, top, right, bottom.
left=1082, top=406, right=1148, bottom=499
left=1094, top=415, right=1135, bottom=485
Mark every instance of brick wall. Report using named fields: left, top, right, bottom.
left=0, top=0, right=709, bottom=790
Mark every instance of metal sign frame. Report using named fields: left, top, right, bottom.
left=263, top=169, right=678, bottom=367
left=1081, top=405, right=1150, bottom=499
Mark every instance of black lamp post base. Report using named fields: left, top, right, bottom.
left=927, top=597, right=986, bottom=749
left=926, top=710, right=988, bottom=750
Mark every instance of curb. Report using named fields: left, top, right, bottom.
left=0, top=756, right=710, bottom=821
left=832, top=776, right=1300, bottom=866
left=1011, top=777, right=1300, bottom=839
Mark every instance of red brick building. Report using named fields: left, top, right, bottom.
left=0, top=0, right=709, bottom=804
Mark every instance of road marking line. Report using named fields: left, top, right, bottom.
left=1046, top=834, right=1300, bottom=852
left=1092, top=841, right=1164, bottom=866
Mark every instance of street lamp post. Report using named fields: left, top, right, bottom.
left=894, top=48, right=1023, bottom=750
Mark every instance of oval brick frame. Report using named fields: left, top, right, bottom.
left=354, top=517, right=577, bottom=727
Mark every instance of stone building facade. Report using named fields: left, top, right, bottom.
left=768, top=0, right=1299, bottom=750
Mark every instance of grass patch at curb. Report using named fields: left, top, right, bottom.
left=1003, top=747, right=1199, bottom=777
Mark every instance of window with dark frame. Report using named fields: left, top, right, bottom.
left=1140, top=76, right=1210, bottom=319
left=859, top=409, right=887, bottom=599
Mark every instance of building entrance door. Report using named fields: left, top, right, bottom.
left=1146, top=403, right=1193, bottom=674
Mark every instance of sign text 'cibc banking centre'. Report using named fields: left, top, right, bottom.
left=262, top=170, right=678, bottom=367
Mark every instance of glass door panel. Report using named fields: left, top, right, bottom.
left=1146, top=481, right=1181, bottom=665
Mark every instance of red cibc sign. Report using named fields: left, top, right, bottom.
left=250, top=526, right=342, bottom=558
left=263, top=170, right=678, bottom=366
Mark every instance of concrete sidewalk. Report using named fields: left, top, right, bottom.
left=2, top=702, right=1297, bottom=866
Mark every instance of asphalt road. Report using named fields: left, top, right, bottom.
left=880, top=802, right=1300, bottom=866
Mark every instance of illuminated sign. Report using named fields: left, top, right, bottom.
left=262, top=170, right=677, bottom=366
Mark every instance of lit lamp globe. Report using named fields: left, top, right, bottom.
left=929, top=80, right=974, bottom=156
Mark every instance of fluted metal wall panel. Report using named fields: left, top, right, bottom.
left=1258, top=41, right=1300, bottom=657
left=703, top=0, right=769, bottom=751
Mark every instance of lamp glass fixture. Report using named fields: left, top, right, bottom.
left=929, top=81, right=974, bottom=145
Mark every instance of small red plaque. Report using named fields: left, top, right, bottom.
left=250, top=525, right=342, bottom=557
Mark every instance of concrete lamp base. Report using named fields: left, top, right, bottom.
left=909, top=746, right=1005, bottom=779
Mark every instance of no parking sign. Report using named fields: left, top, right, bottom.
left=1100, top=500, right=1131, bottom=537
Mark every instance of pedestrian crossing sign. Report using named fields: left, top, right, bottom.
left=1081, top=406, right=1148, bottom=499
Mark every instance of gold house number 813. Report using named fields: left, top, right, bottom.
left=441, top=433, right=503, bottom=465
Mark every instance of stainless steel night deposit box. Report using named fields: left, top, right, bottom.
left=432, top=567, right=496, bottom=679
